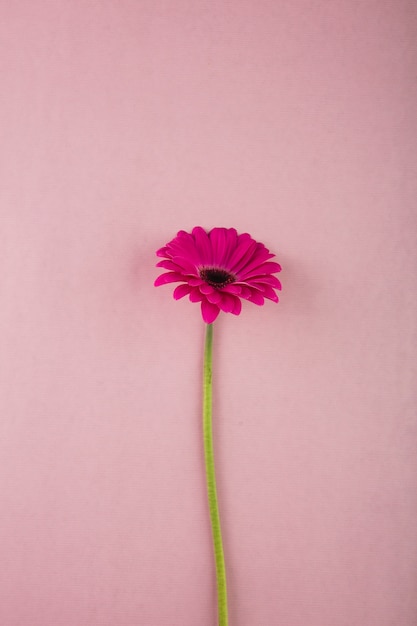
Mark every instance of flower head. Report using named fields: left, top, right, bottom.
left=154, top=226, right=282, bottom=323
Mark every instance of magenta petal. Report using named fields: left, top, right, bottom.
left=192, top=226, right=212, bottom=265
left=188, top=277, right=204, bottom=286
left=206, top=290, right=222, bottom=304
left=156, top=259, right=182, bottom=271
left=173, top=284, right=192, bottom=300
left=189, top=288, right=204, bottom=302
left=252, top=283, right=279, bottom=302
left=167, top=233, right=201, bottom=265
left=248, top=290, right=265, bottom=306
left=200, top=283, right=215, bottom=295
left=171, top=256, right=197, bottom=274
left=241, top=261, right=282, bottom=278
left=201, top=299, right=220, bottom=323
left=239, top=286, right=253, bottom=299
left=227, top=234, right=255, bottom=271
left=222, top=228, right=238, bottom=265
left=156, top=246, right=169, bottom=257
left=218, top=293, right=237, bottom=313
left=253, top=274, right=282, bottom=290
left=232, top=241, right=260, bottom=275
left=230, top=297, right=242, bottom=315
left=237, top=246, right=274, bottom=276
left=154, top=272, right=184, bottom=286
left=221, top=284, right=242, bottom=295
left=209, top=228, right=227, bottom=265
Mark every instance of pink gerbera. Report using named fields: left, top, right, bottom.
left=154, top=226, right=282, bottom=323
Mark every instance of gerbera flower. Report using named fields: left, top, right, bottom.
left=154, top=226, right=281, bottom=323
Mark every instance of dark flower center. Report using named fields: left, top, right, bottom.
left=199, top=267, right=236, bottom=289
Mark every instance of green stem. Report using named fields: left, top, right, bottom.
left=203, top=323, right=228, bottom=626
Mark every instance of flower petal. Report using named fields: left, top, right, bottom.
left=237, top=246, right=275, bottom=276
left=173, top=284, right=192, bottom=300
left=154, top=272, right=184, bottom=286
left=231, top=297, right=242, bottom=316
left=227, top=234, right=255, bottom=272
left=251, top=283, right=279, bottom=302
left=189, top=287, right=204, bottom=302
left=199, top=283, right=215, bottom=295
left=206, top=289, right=223, bottom=304
left=166, top=232, right=201, bottom=265
left=221, top=284, right=242, bottom=295
left=209, top=228, right=228, bottom=265
left=192, top=226, right=212, bottom=265
left=171, top=256, right=198, bottom=274
left=247, top=290, right=265, bottom=305
left=238, top=285, right=253, bottom=299
left=252, top=274, right=282, bottom=290
left=218, top=292, right=238, bottom=313
left=223, top=228, right=238, bottom=265
left=156, top=259, right=183, bottom=271
left=241, top=261, right=282, bottom=279
left=201, top=299, right=220, bottom=323
left=156, top=246, right=169, bottom=257
left=188, top=277, right=204, bottom=286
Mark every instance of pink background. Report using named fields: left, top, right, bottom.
left=1, top=1, right=416, bottom=624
